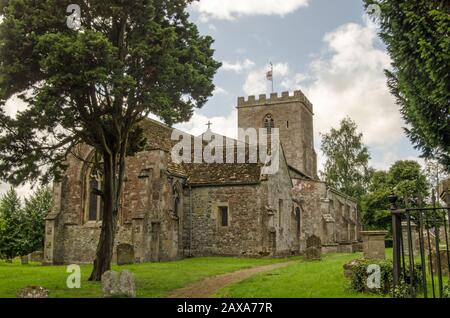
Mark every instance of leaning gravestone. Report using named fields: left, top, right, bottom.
left=117, top=243, right=135, bottom=265
left=101, top=270, right=136, bottom=298
left=17, top=286, right=49, bottom=298
left=305, top=235, right=322, bottom=261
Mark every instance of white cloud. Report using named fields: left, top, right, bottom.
left=222, top=59, right=255, bottom=73
left=302, top=17, right=421, bottom=172
left=243, top=62, right=289, bottom=96
left=238, top=17, right=419, bottom=172
left=175, top=110, right=238, bottom=139
left=0, top=182, right=34, bottom=202
left=213, top=86, right=228, bottom=96
left=191, top=0, right=309, bottom=21
left=303, top=18, right=403, bottom=149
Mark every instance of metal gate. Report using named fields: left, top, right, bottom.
left=389, top=189, right=450, bottom=298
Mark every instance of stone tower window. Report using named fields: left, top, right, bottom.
left=263, top=114, right=275, bottom=134
left=85, top=166, right=103, bottom=222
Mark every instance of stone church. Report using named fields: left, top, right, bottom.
left=44, top=90, right=362, bottom=265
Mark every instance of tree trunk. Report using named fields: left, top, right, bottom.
left=89, top=153, right=118, bottom=281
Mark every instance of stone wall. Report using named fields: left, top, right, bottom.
left=190, top=184, right=265, bottom=257
left=292, top=178, right=360, bottom=253
left=263, top=148, right=296, bottom=256
left=45, top=147, right=185, bottom=264
left=237, top=91, right=317, bottom=179
left=189, top=147, right=297, bottom=257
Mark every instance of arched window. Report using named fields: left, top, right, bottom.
left=263, top=114, right=275, bottom=134
left=85, top=165, right=103, bottom=222
left=171, top=182, right=182, bottom=219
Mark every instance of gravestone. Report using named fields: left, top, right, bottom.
left=17, top=286, right=49, bottom=298
left=117, top=244, right=134, bottom=265
left=29, top=250, right=44, bottom=263
left=401, top=221, right=419, bottom=256
left=102, top=271, right=120, bottom=297
left=119, top=270, right=136, bottom=298
left=304, top=235, right=321, bottom=261
left=343, top=259, right=364, bottom=278
left=21, top=255, right=29, bottom=265
left=430, top=250, right=450, bottom=275
left=361, top=231, right=387, bottom=260
left=101, top=270, right=136, bottom=298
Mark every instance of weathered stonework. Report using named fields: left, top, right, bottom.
left=44, top=90, right=361, bottom=264
left=361, top=231, right=388, bottom=260
left=291, top=178, right=360, bottom=254
left=238, top=91, right=317, bottom=179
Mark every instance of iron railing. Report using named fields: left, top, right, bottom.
left=389, top=189, right=450, bottom=298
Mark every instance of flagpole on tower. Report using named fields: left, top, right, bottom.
left=266, top=62, right=274, bottom=93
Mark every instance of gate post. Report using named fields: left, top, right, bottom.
left=389, top=193, right=401, bottom=287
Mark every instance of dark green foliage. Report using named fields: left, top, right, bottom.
left=0, top=0, right=221, bottom=185
left=364, top=0, right=450, bottom=171
left=0, top=187, right=51, bottom=260
left=444, top=282, right=450, bottom=298
left=0, top=188, right=24, bottom=259
left=0, top=0, right=221, bottom=279
left=320, top=117, right=372, bottom=199
left=349, top=258, right=423, bottom=297
left=361, top=160, right=429, bottom=233
left=21, top=187, right=52, bottom=254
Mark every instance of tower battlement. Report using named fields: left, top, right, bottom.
left=237, top=90, right=313, bottom=113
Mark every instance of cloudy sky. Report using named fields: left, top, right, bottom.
left=1, top=0, right=423, bottom=199
left=176, top=0, right=423, bottom=169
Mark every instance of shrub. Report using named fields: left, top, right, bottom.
left=443, top=283, right=450, bottom=298
left=349, top=258, right=423, bottom=297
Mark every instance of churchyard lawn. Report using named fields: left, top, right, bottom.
left=0, top=256, right=297, bottom=298
left=0, top=252, right=389, bottom=298
left=215, top=253, right=385, bottom=298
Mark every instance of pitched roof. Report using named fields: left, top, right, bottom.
left=140, top=119, right=262, bottom=186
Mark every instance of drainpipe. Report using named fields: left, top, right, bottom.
left=189, top=185, right=193, bottom=257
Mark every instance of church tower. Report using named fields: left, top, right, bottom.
left=237, top=90, right=317, bottom=179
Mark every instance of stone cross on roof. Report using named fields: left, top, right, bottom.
left=206, top=120, right=212, bottom=130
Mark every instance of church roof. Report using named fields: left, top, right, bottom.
left=139, top=119, right=262, bottom=186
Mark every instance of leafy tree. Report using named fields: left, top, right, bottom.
left=320, top=117, right=372, bottom=199
left=364, top=0, right=450, bottom=171
left=21, top=187, right=52, bottom=255
left=361, top=160, right=430, bottom=232
left=0, top=0, right=220, bottom=279
left=0, top=188, right=24, bottom=261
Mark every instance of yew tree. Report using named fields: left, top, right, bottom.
left=0, top=0, right=220, bottom=280
left=364, top=0, right=450, bottom=170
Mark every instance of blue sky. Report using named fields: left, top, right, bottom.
left=1, top=0, right=424, bottom=198
left=175, top=0, right=423, bottom=172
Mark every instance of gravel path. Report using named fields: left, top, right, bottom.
left=169, top=260, right=297, bottom=298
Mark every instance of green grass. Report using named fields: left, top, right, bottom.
left=215, top=253, right=386, bottom=298
left=0, top=256, right=296, bottom=298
